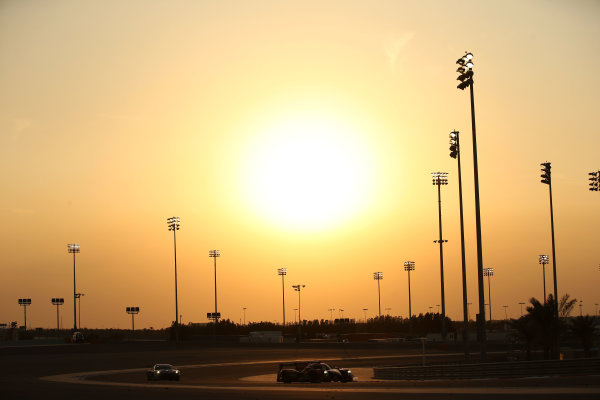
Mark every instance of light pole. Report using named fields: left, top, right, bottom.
left=450, top=130, right=470, bottom=356
left=456, top=52, right=487, bottom=358
left=432, top=171, right=448, bottom=339
left=75, top=293, right=84, bottom=328
left=538, top=255, right=549, bottom=302
left=467, top=303, right=472, bottom=321
left=277, top=268, right=287, bottom=325
left=51, top=298, right=64, bottom=335
left=166, top=217, right=180, bottom=340
left=589, top=171, right=599, bottom=191
left=242, top=307, right=247, bottom=325
left=579, top=301, right=583, bottom=316
left=328, top=308, right=335, bottom=321
left=373, top=272, right=383, bottom=317
left=503, top=305, right=509, bottom=321
left=362, top=308, right=368, bottom=322
left=126, top=306, right=140, bottom=338
left=385, top=307, right=391, bottom=315
left=209, top=250, right=221, bottom=322
left=293, top=308, right=298, bottom=323
left=484, top=268, right=494, bottom=321
left=429, top=306, right=433, bottom=314
left=18, top=298, right=31, bottom=330
left=292, top=284, right=305, bottom=342
left=540, top=162, right=559, bottom=358
left=67, top=243, right=80, bottom=331
left=437, top=304, right=440, bottom=314
left=519, top=302, right=525, bottom=317
left=339, top=309, right=344, bottom=319
left=404, top=261, right=415, bottom=319
left=595, top=303, right=599, bottom=316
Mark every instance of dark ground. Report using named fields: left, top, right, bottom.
left=1, top=341, right=599, bottom=400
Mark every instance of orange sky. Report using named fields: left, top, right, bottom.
left=0, top=0, right=599, bottom=329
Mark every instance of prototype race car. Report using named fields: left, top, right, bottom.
left=146, top=364, right=181, bottom=381
left=277, top=361, right=354, bottom=383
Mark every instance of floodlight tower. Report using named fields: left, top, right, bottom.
left=450, top=130, right=470, bottom=355
left=18, top=298, right=31, bottom=330
left=483, top=268, right=494, bottom=321
left=503, top=305, right=509, bottom=320
left=277, top=268, right=287, bottom=325
left=373, top=272, right=383, bottom=317
left=404, top=261, right=415, bottom=319
left=589, top=171, right=599, bottom=191
left=539, top=255, right=550, bottom=301
left=67, top=243, right=80, bottom=331
left=126, top=306, right=140, bottom=338
left=51, top=298, right=64, bottom=334
left=540, top=162, right=559, bottom=357
left=292, top=284, right=305, bottom=342
left=166, top=217, right=180, bottom=339
left=362, top=308, right=368, bottom=322
left=456, top=51, right=487, bottom=358
left=328, top=308, right=336, bottom=321
left=519, top=302, right=526, bottom=317
left=209, top=250, right=221, bottom=322
left=432, top=171, right=448, bottom=339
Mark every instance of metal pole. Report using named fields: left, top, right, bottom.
left=173, top=229, right=179, bottom=340
left=214, top=255, right=218, bottom=321
left=407, top=269, right=412, bottom=319
left=282, top=274, right=285, bottom=326
left=377, top=278, right=381, bottom=317
left=456, top=132, right=470, bottom=356
left=73, top=252, right=77, bottom=331
left=487, top=274, right=492, bottom=321
left=470, top=81, right=487, bottom=359
left=24, top=305, right=27, bottom=330
left=78, top=295, right=82, bottom=328
left=542, top=263, right=547, bottom=302
left=56, top=305, right=60, bottom=334
left=437, top=183, right=447, bottom=339
left=548, top=181, right=559, bottom=322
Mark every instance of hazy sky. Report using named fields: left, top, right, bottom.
left=1, top=0, right=599, bottom=329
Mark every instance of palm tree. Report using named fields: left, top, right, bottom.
left=526, top=295, right=560, bottom=359
left=559, top=294, right=577, bottom=318
left=569, top=316, right=597, bottom=357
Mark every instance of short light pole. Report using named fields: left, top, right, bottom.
left=51, top=298, right=64, bottom=335
left=519, top=302, right=525, bottom=317
left=167, top=217, right=180, bottom=340
left=18, top=298, right=31, bottom=330
left=373, top=272, right=383, bottom=317
left=540, top=162, right=559, bottom=358
left=277, top=268, right=287, bottom=325
left=385, top=307, right=392, bottom=315
left=75, top=293, right=84, bottom=328
left=450, top=129, right=470, bottom=357
left=538, top=255, right=549, bottom=302
left=589, top=171, right=599, bottom=191
left=67, top=243, right=80, bottom=331
left=579, top=301, right=583, bottom=316
left=126, top=306, right=140, bottom=338
left=484, top=268, right=494, bottom=321
left=292, top=284, right=305, bottom=342
left=209, top=250, right=221, bottom=322
left=456, top=52, right=487, bottom=359
left=339, top=309, right=344, bottom=319
left=242, top=307, right=247, bottom=325
left=595, top=303, right=598, bottom=316
left=429, top=306, right=433, bottom=314
left=437, top=304, right=440, bottom=314
left=293, top=308, right=298, bottom=323
left=503, top=305, right=509, bottom=321
left=362, top=308, right=368, bottom=322
left=432, top=171, right=448, bottom=339
left=328, top=308, right=335, bottom=321
left=404, top=261, right=415, bottom=319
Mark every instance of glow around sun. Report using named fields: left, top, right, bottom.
left=240, top=113, right=376, bottom=231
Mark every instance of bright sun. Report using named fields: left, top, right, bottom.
left=240, top=112, right=375, bottom=230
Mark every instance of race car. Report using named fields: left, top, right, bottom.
left=146, top=364, right=181, bottom=381
left=277, top=361, right=354, bottom=383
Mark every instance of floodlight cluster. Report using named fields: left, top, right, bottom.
left=456, top=52, right=474, bottom=90
left=483, top=267, right=494, bottom=277
left=404, top=261, right=415, bottom=271
left=277, top=267, right=287, bottom=276
left=167, top=216, right=180, bottom=231
left=431, top=172, right=448, bottom=186
left=538, top=255, right=549, bottom=265
left=373, top=271, right=383, bottom=280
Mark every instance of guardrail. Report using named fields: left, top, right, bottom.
left=373, top=358, right=600, bottom=380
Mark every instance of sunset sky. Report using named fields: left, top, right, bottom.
left=1, top=0, right=598, bottom=329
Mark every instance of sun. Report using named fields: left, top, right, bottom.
left=240, top=112, right=375, bottom=231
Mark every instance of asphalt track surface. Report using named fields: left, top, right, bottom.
left=2, top=341, right=599, bottom=400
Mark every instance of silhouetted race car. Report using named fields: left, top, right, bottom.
left=146, top=364, right=181, bottom=381
left=277, top=361, right=354, bottom=383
